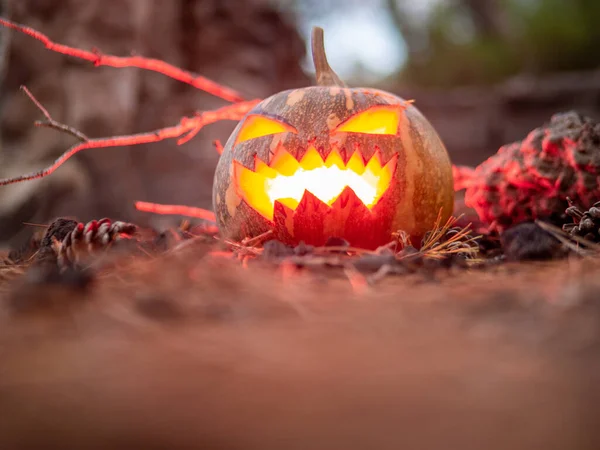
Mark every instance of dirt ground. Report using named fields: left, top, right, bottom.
left=1, top=242, right=600, bottom=450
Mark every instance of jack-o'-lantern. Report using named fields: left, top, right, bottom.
left=213, top=27, right=454, bottom=249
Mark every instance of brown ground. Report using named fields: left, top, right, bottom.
left=1, top=242, right=600, bottom=450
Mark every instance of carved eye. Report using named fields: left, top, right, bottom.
left=236, top=115, right=297, bottom=144
left=334, top=106, right=400, bottom=135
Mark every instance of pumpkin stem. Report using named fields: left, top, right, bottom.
left=311, top=27, right=347, bottom=87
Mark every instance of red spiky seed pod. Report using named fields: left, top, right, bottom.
left=457, top=111, right=600, bottom=231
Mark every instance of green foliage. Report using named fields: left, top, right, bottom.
left=400, top=0, right=600, bottom=87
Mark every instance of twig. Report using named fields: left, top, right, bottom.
left=395, top=212, right=482, bottom=262
left=344, top=264, right=370, bottom=294
left=0, top=17, right=245, bottom=103
left=365, top=263, right=394, bottom=285
left=312, top=245, right=377, bottom=256
left=420, top=209, right=453, bottom=251
left=536, top=220, right=600, bottom=255
left=0, top=99, right=260, bottom=186
left=241, top=230, right=273, bottom=247
left=20, top=85, right=89, bottom=142
left=213, top=140, right=224, bottom=155
left=135, top=201, right=216, bottom=222
left=22, top=222, right=50, bottom=228
left=20, top=85, right=51, bottom=121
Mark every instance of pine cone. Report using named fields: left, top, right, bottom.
left=562, top=198, right=600, bottom=242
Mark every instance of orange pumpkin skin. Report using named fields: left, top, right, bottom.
left=212, top=85, right=454, bottom=250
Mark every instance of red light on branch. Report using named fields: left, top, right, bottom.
left=0, top=99, right=259, bottom=187
left=0, top=18, right=245, bottom=103
left=135, top=202, right=216, bottom=222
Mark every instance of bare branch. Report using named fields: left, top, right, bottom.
left=213, top=140, right=224, bottom=155
left=21, top=85, right=89, bottom=142
left=0, top=17, right=245, bottom=103
left=0, top=99, right=260, bottom=186
left=135, top=201, right=216, bottom=222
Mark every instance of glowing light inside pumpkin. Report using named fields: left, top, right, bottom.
left=334, top=106, right=400, bottom=135
left=234, top=147, right=397, bottom=221
left=236, top=114, right=297, bottom=144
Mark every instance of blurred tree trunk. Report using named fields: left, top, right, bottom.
left=386, top=0, right=510, bottom=57
left=0, top=0, right=309, bottom=245
left=385, top=0, right=425, bottom=59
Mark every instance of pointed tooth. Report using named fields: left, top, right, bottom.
left=334, top=186, right=397, bottom=250
left=324, top=148, right=345, bottom=169
left=233, top=160, right=273, bottom=221
left=347, top=150, right=366, bottom=175
left=269, top=149, right=300, bottom=176
left=365, top=149, right=384, bottom=173
left=338, top=147, right=347, bottom=165
left=382, top=151, right=399, bottom=170
left=254, top=158, right=278, bottom=178
left=299, top=146, right=324, bottom=171
left=376, top=147, right=398, bottom=167
left=273, top=200, right=295, bottom=241
left=330, top=186, right=366, bottom=212
left=295, top=189, right=329, bottom=214
left=329, top=187, right=379, bottom=248
left=382, top=153, right=399, bottom=173
left=338, top=143, right=363, bottom=165
left=253, top=153, right=263, bottom=172
left=320, top=186, right=359, bottom=239
left=371, top=153, right=397, bottom=207
left=277, top=197, right=300, bottom=210
left=292, top=190, right=328, bottom=246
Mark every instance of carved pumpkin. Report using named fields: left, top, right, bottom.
left=213, top=28, right=454, bottom=249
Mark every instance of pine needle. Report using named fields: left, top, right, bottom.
left=415, top=212, right=482, bottom=261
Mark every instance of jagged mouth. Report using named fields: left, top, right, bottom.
left=233, top=146, right=397, bottom=221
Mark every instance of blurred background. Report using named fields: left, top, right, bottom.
left=0, top=0, right=598, bottom=246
